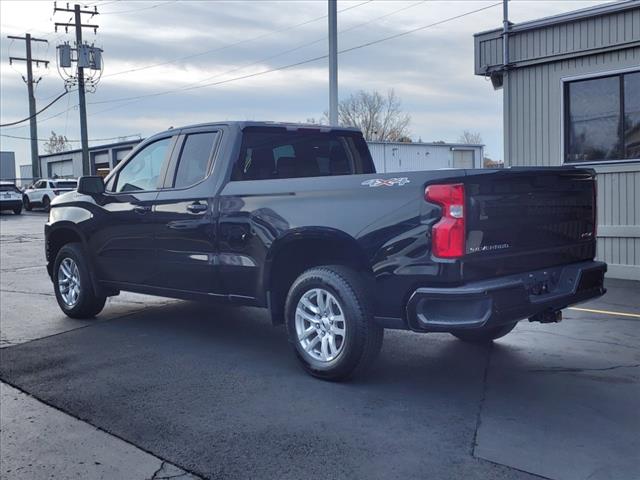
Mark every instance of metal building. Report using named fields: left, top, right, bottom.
left=474, top=1, right=640, bottom=280
left=36, top=139, right=141, bottom=182
left=368, top=141, right=484, bottom=172
left=0, top=151, right=16, bottom=181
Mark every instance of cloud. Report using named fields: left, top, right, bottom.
left=1, top=0, right=610, bottom=167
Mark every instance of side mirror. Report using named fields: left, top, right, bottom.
left=77, top=176, right=105, bottom=195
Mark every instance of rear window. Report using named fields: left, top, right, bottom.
left=231, top=127, right=375, bottom=181
left=0, top=184, right=20, bottom=193
left=52, top=181, right=77, bottom=189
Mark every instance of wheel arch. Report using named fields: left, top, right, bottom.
left=263, top=227, right=372, bottom=325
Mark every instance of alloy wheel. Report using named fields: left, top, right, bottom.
left=295, top=288, right=346, bottom=362
left=58, top=257, right=81, bottom=307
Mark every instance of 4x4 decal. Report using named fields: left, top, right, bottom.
left=361, top=178, right=410, bottom=187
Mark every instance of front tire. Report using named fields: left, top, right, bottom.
left=451, top=322, right=517, bottom=344
left=285, top=266, right=383, bottom=381
left=53, top=243, right=106, bottom=319
left=23, top=196, right=32, bottom=211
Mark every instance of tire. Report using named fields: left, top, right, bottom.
left=13, top=206, right=22, bottom=215
left=53, top=243, right=106, bottom=319
left=42, top=196, right=51, bottom=212
left=23, top=196, right=32, bottom=211
left=285, top=265, right=383, bottom=381
left=451, top=322, right=517, bottom=344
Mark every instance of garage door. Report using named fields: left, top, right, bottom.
left=453, top=150, right=474, bottom=169
left=48, top=160, right=73, bottom=177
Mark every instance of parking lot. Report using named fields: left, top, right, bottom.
left=1, top=211, right=638, bottom=480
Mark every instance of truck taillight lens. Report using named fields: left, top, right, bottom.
left=425, top=183, right=466, bottom=258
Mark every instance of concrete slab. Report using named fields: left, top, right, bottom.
left=475, top=315, right=640, bottom=480
left=1, top=382, right=198, bottom=479
left=0, top=290, right=172, bottom=347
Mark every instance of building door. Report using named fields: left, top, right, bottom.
left=453, top=150, right=474, bottom=168
left=48, top=160, right=73, bottom=178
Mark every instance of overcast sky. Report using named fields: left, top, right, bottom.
left=0, top=0, right=613, bottom=171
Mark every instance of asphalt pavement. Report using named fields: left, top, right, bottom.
left=1, top=210, right=638, bottom=480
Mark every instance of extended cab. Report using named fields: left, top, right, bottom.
left=45, top=122, right=606, bottom=380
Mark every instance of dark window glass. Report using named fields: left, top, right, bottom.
left=566, top=76, right=622, bottom=162
left=52, top=181, right=77, bottom=189
left=0, top=184, right=20, bottom=193
left=173, top=132, right=217, bottom=188
left=115, top=137, right=171, bottom=192
left=624, top=72, right=640, bottom=159
left=232, top=128, right=375, bottom=181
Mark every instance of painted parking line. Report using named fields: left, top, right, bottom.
left=568, top=307, right=640, bottom=319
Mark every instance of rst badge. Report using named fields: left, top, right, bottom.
left=361, top=178, right=410, bottom=187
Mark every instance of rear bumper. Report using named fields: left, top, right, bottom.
left=0, top=200, right=23, bottom=210
left=406, top=260, right=606, bottom=332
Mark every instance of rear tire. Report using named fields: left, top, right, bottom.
left=451, top=322, right=517, bottom=344
left=23, top=196, right=32, bottom=211
left=285, top=265, right=383, bottom=381
left=42, top=196, right=51, bottom=212
left=13, top=206, right=22, bottom=215
left=53, top=243, right=106, bottom=319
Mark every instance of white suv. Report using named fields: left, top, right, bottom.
left=23, top=178, right=77, bottom=212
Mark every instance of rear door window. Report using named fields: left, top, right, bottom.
left=232, top=128, right=374, bottom=181
left=172, top=132, right=218, bottom=188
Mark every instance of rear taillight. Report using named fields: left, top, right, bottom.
left=425, top=183, right=466, bottom=258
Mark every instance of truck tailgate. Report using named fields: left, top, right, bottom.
left=462, top=168, right=597, bottom=280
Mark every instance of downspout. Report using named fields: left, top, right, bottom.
left=502, top=0, right=510, bottom=166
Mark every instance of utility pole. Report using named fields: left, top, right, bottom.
left=328, top=0, right=338, bottom=126
left=8, top=34, right=49, bottom=180
left=54, top=2, right=99, bottom=175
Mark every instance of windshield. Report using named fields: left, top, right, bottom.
left=53, top=181, right=77, bottom=189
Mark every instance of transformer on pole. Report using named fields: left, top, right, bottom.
left=54, top=2, right=102, bottom=176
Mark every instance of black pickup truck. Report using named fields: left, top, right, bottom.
left=45, top=122, right=606, bottom=380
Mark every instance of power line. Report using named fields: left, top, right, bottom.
left=99, top=0, right=176, bottom=15
left=0, top=132, right=141, bottom=143
left=90, top=2, right=500, bottom=107
left=146, top=0, right=427, bottom=96
left=102, top=0, right=372, bottom=78
left=0, top=90, right=69, bottom=127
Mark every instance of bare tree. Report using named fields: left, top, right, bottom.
left=324, top=89, right=410, bottom=141
left=457, top=130, right=483, bottom=145
left=43, top=131, right=70, bottom=154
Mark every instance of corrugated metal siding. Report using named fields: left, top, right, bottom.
left=367, top=143, right=483, bottom=173
left=503, top=46, right=640, bottom=280
left=505, top=48, right=640, bottom=166
left=475, top=4, right=640, bottom=73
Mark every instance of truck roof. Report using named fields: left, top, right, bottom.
left=166, top=121, right=362, bottom=134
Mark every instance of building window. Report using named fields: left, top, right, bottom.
left=565, top=71, right=639, bottom=163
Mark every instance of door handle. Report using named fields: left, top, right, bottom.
left=133, top=205, right=152, bottom=214
left=187, top=202, right=207, bottom=214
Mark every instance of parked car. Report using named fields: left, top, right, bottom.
left=23, top=178, right=77, bottom=212
left=0, top=181, right=23, bottom=214
left=44, top=122, right=606, bottom=380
